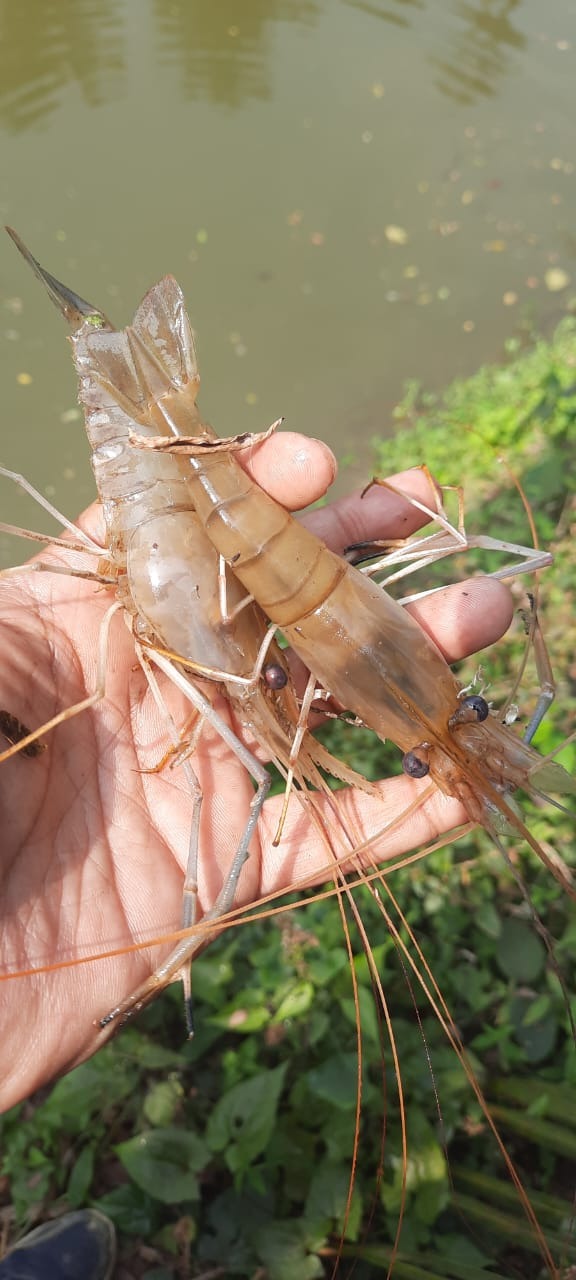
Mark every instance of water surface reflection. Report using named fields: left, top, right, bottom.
left=1, top=0, right=575, bottom=558
left=155, top=0, right=320, bottom=106
left=432, top=1, right=525, bottom=104
left=0, top=0, right=124, bottom=132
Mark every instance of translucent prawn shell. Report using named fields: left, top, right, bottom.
left=72, top=329, right=195, bottom=547
left=182, top=434, right=568, bottom=828
left=71, top=280, right=572, bottom=831
left=70, top=305, right=264, bottom=675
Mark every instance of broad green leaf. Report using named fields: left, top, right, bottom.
left=66, top=1145, right=94, bottom=1206
left=386, top=1124, right=448, bottom=1219
left=307, top=947, right=349, bottom=985
left=93, top=1185, right=157, bottom=1236
left=143, top=1077, right=184, bottom=1127
left=116, top=1128, right=210, bottom=1204
left=207, top=1064, right=287, bottom=1175
left=475, top=902, right=501, bottom=939
left=255, top=1221, right=323, bottom=1280
left=339, top=983, right=381, bottom=1044
left=126, top=1033, right=186, bottom=1071
left=496, top=919, right=545, bottom=982
left=305, top=1160, right=362, bottom=1240
left=306, top=1053, right=359, bottom=1110
left=522, top=993, right=552, bottom=1026
left=273, top=980, right=314, bottom=1022
left=209, top=994, right=271, bottom=1033
left=6, top=1157, right=53, bottom=1220
left=43, top=1058, right=133, bottom=1128
left=509, top=994, right=558, bottom=1063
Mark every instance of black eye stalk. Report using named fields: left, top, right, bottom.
left=402, top=746, right=431, bottom=779
left=448, top=694, right=490, bottom=728
left=402, top=695, right=490, bottom=779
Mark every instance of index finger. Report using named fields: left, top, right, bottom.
left=240, top=429, right=437, bottom=551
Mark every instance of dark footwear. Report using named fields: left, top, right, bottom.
left=0, top=1209, right=116, bottom=1280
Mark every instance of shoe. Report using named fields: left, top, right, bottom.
left=0, top=1209, right=116, bottom=1280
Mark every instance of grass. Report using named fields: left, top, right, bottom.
left=1, top=322, right=575, bottom=1279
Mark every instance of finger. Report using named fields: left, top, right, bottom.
left=243, top=426, right=439, bottom=542
left=406, top=576, right=513, bottom=663
left=240, top=431, right=337, bottom=509
left=302, top=468, right=439, bottom=551
left=259, top=777, right=467, bottom=897
left=241, top=427, right=440, bottom=544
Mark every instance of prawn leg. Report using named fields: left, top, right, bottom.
left=0, top=600, right=122, bottom=765
left=0, top=466, right=103, bottom=554
left=0, top=490, right=117, bottom=764
left=346, top=475, right=552, bottom=598
left=0, top=471, right=114, bottom=587
left=1, top=560, right=115, bottom=586
left=519, top=595, right=556, bottom=744
left=0, top=522, right=101, bottom=558
left=99, top=646, right=272, bottom=1030
left=132, top=644, right=205, bottom=1030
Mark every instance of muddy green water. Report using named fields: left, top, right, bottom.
left=1, top=0, right=575, bottom=562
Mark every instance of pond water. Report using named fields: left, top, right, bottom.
left=1, top=0, right=575, bottom=558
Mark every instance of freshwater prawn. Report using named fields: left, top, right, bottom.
left=0, top=235, right=574, bottom=1276
left=122, top=285, right=573, bottom=848
left=0, top=237, right=534, bottom=963
left=1, top=230, right=390, bottom=1039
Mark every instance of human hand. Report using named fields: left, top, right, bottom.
left=0, top=433, right=512, bottom=1108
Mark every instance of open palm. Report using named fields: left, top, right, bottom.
left=0, top=433, right=512, bottom=1109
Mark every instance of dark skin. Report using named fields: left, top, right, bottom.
left=0, top=433, right=513, bottom=1110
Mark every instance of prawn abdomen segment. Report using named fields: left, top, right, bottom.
left=127, top=508, right=257, bottom=674
left=187, top=454, right=347, bottom=625
left=185, top=452, right=481, bottom=791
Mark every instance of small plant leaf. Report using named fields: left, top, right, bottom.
left=66, top=1144, right=94, bottom=1206
left=306, top=1054, right=359, bottom=1110
left=207, top=1064, right=287, bottom=1175
left=496, top=919, right=545, bottom=982
left=116, top=1128, right=210, bottom=1204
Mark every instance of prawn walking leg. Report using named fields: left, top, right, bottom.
left=346, top=473, right=553, bottom=598
left=99, top=645, right=273, bottom=1029
left=0, top=599, right=122, bottom=764
left=0, top=472, right=282, bottom=1026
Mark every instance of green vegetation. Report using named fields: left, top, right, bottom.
left=2, top=324, right=575, bottom=1278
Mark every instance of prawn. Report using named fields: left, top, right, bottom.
left=1, top=230, right=381, bottom=1036
left=116, top=285, right=574, bottom=852
left=1, top=235, right=574, bottom=1278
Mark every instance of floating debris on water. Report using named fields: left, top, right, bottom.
left=385, top=225, right=409, bottom=246
left=545, top=267, right=570, bottom=292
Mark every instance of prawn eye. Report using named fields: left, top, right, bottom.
left=402, top=749, right=430, bottom=779
left=461, top=694, right=490, bottom=721
left=263, top=662, right=288, bottom=691
left=449, top=693, right=490, bottom=729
